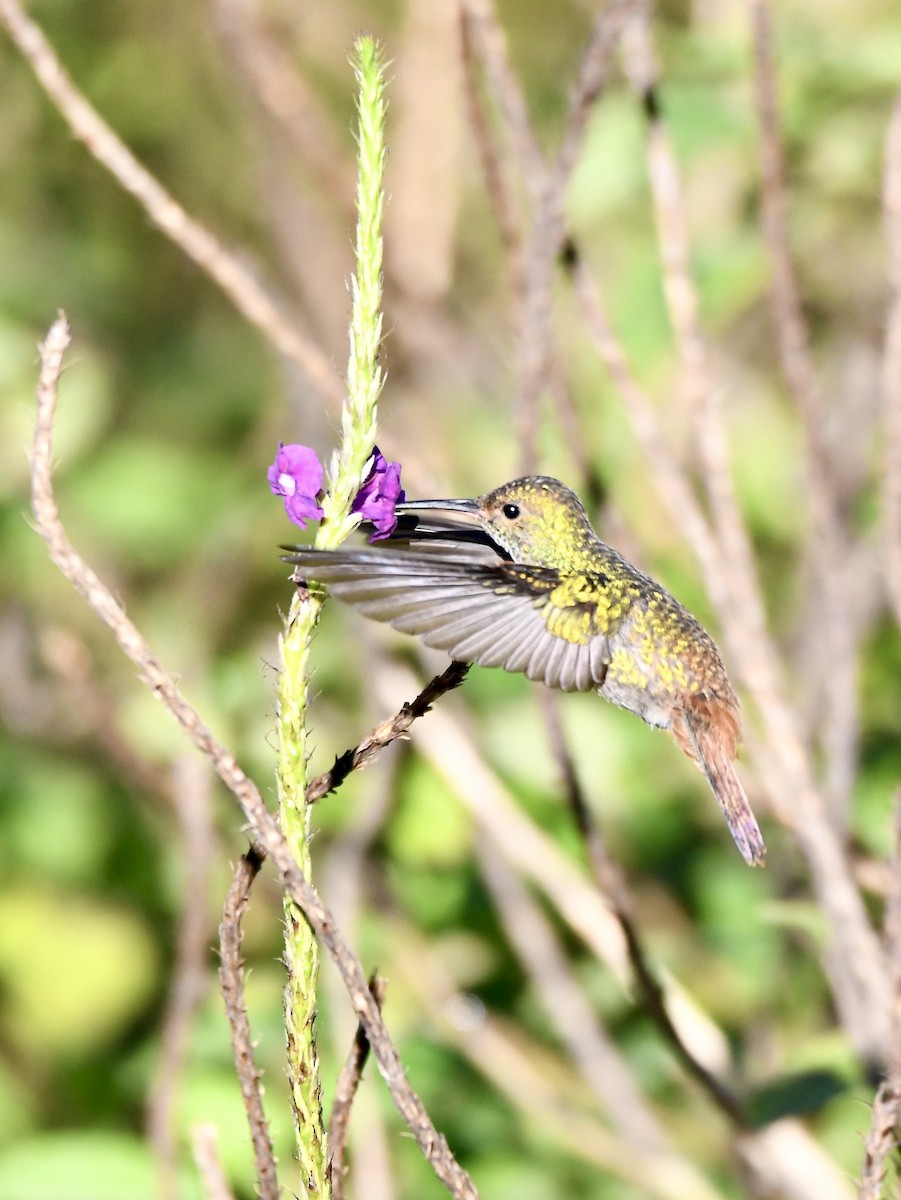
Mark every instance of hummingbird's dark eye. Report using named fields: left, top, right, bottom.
left=502, top=503, right=520, bottom=520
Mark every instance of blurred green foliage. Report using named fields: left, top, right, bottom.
left=2, top=0, right=901, bottom=1196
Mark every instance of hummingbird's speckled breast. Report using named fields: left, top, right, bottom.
left=561, top=545, right=737, bottom=732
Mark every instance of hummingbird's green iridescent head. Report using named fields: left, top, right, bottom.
left=478, top=477, right=597, bottom=567
left=396, top=476, right=597, bottom=569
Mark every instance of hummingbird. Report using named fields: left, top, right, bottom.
left=283, top=475, right=765, bottom=866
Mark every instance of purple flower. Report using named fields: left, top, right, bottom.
left=268, top=442, right=324, bottom=528
left=352, top=447, right=405, bottom=541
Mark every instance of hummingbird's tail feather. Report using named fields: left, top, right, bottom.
left=673, top=706, right=766, bottom=867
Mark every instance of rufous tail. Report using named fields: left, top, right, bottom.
left=673, top=707, right=766, bottom=867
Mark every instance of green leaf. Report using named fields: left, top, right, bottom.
left=747, top=1070, right=850, bottom=1128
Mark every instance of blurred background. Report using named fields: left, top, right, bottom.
left=2, top=0, right=901, bottom=1197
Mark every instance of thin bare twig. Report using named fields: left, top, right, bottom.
left=856, top=792, right=901, bottom=1197
left=328, top=972, right=386, bottom=1200
left=218, top=846, right=279, bottom=1200
left=458, top=0, right=635, bottom=488
left=882, top=93, right=901, bottom=628
left=191, top=1124, right=236, bottom=1200
left=476, top=835, right=673, bottom=1151
left=538, top=690, right=747, bottom=1128
left=514, top=0, right=636, bottom=474
left=885, top=790, right=901, bottom=1078
left=209, top=0, right=355, bottom=210
left=0, top=0, right=344, bottom=409
left=858, top=1081, right=901, bottom=1200
left=548, top=359, right=608, bottom=512
left=35, top=626, right=177, bottom=806
left=305, top=661, right=471, bottom=804
left=320, top=671, right=398, bottom=1200
left=456, top=0, right=545, bottom=202
left=749, top=0, right=837, bottom=510
left=564, top=247, right=731, bottom=615
left=148, top=757, right=218, bottom=1200
left=623, top=13, right=771, bottom=663
left=623, top=12, right=787, bottom=747
left=750, top=0, right=859, bottom=817
left=458, top=4, right=525, bottom=293
left=31, top=315, right=478, bottom=1200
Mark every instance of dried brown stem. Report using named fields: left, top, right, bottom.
left=749, top=0, right=832, bottom=480
left=305, top=661, right=471, bottom=804
left=885, top=791, right=901, bottom=1078
left=512, top=190, right=556, bottom=475
left=0, top=0, right=344, bottom=409
left=750, top=0, right=858, bottom=816
left=209, top=0, right=355, bottom=210
left=319, top=696, right=398, bottom=1200
left=476, top=835, right=673, bottom=1151
left=328, top=972, right=386, bottom=1200
left=458, top=4, right=525, bottom=292
left=620, top=13, right=890, bottom=1062
left=623, top=15, right=767, bottom=649
left=538, top=691, right=747, bottom=1129
left=565, top=249, right=729, bottom=614
left=218, top=846, right=279, bottom=1200
left=857, top=792, right=901, bottom=1196
left=458, top=0, right=634, bottom=487
left=623, top=14, right=782, bottom=726
left=547, top=358, right=608, bottom=512
left=191, top=1124, right=236, bottom=1200
left=38, top=628, right=178, bottom=808
left=457, top=0, right=545, bottom=202
left=147, top=757, right=218, bottom=1200
left=858, top=1080, right=901, bottom=1200
left=31, top=315, right=478, bottom=1200
left=883, top=93, right=901, bottom=629
left=513, top=0, right=635, bottom=474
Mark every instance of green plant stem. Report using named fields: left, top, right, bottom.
left=319, top=35, right=388, bottom=545
left=276, top=34, right=387, bottom=1195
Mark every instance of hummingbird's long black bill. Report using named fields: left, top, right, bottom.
left=386, top=496, right=507, bottom=556
left=394, top=497, right=481, bottom=517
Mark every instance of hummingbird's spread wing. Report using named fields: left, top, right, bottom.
left=283, top=548, right=611, bottom=692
